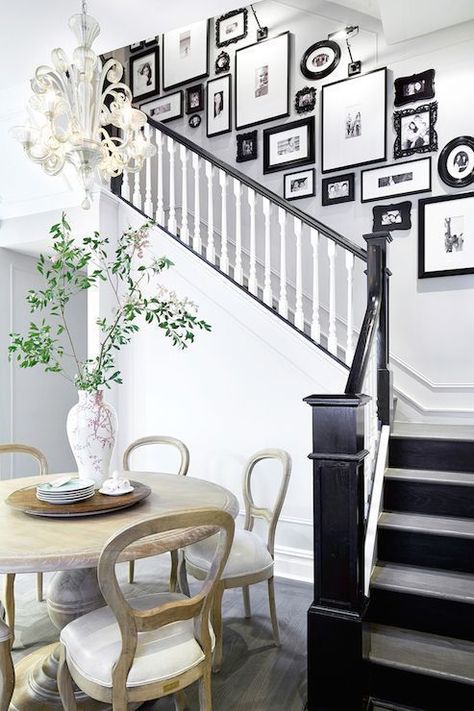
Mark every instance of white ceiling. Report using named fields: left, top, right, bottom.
left=378, top=0, right=474, bottom=43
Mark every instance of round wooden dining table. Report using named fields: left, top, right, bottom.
left=0, top=471, right=239, bottom=710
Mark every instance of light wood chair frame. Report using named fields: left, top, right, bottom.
left=0, top=444, right=48, bottom=643
left=57, top=508, right=234, bottom=711
left=122, top=436, right=190, bottom=589
left=185, top=448, right=292, bottom=670
left=0, top=618, right=14, bottom=711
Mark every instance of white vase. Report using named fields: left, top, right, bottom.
left=66, top=390, right=118, bottom=488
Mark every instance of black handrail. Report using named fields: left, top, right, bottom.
left=345, top=295, right=381, bottom=394
left=146, top=115, right=367, bottom=262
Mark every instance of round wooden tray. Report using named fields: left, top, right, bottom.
left=5, top=480, right=151, bottom=518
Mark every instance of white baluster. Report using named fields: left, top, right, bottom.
left=192, top=154, right=201, bottom=253
left=263, top=198, right=272, bottom=307
left=122, top=171, right=131, bottom=202
left=345, top=251, right=355, bottom=364
left=156, top=131, right=165, bottom=225
left=132, top=169, right=141, bottom=209
left=205, top=162, right=215, bottom=263
left=294, top=218, right=304, bottom=330
left=143, top=125, right=153, bottom=217
left=180, top=145, right=189, bottom=245
left=248, top=188, right=257, bottom=295
left=327, top=239, right=337, bottom=355
left=233, top=178, right=243, bottom=285
left=310, top=228, right=320, bottom=342
left=167, top=137, right=177, bottom=235
left=278, top=207, right=288, bottom=318
left=219, top=170, right=229, bottom=274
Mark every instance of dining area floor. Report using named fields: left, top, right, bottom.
left=11, top=558, right=310, bottom=710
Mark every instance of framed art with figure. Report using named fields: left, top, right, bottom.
left=162, top=20, right=209, bottom=91
left=361, top=157, right=432, bottom=203
left=263, top=116, right=315, bottom=174
left=207, top=74, right=231, bottom=137
left=438, top=136, right=474, bottom=188
left=322, top=173, right=355, bottom=206
left=129, top=47, right=159, bottom=102
left=393, top=102, right=438, bottom=159
left=140, top=91, right=183, bottom=123
left=394, top=69, right=435, bottom=107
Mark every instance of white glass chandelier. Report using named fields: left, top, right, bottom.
left=12, top=1, right=155, bottom=209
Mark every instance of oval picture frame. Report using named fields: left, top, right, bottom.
left=438, top=136, right=474, bottom=188
left=300, top=40, right=341, bottom=80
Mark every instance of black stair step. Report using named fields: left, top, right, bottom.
left=384, top=468, right=474, bottom=518
left=389, top=435, right=474, bottom=473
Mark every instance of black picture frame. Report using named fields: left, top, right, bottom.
left=284, top=168, right=316, bottom=201
left=140, top=91, right=184, bottom=123
left=263, top=116, right=315, bottom=174
left=295, top=87, right=316, bottom=115
left=162, top=20, right=210, bottom=91
left=129, top=41, right=144, bottom=53
left=144, top=36, right=158, bottom=47
left=185, top=84, right=204, bottom=114
left=438, top=136, right=474, bottom=188
left=236, top=131, right=258, bottom=162
left=215, top=51, right=230, bottom=75
left=393, top=101, right=438, bottom=159
left=322, top=173, right=355, bottom=206
left=300, top=40, right=341, bottom=80
left=206, top=74, right=232, bottom=138
left=129, top=47, right=160, bottom=102
left=361, top=157, right=432, bottom=203
left=419, top=192, right=474, bottom=278
left=372, top=201, right=412, bottom=231
left=394, top=69, right=435, bottom=107
left=189, top=114, right=201, bottom=128
left=216, top=8, right=248, bottom=47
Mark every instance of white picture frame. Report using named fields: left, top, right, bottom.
left=361, top=157, right=432, bottom=203
left=140, top=92, right=183, bottom=123
left=162, top=20, right=209, bottom=91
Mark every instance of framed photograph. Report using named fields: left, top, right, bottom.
left=419, top=192, right=474, bottom=278
left=215, top=51, right=230, bottom=75
left=235, top=32, right=290, bottom=131
left=216, top=8, right=248, bottom=47
left=284, top=168, right=315, bottom=201
left=129, top=47, right=159, bottom=102
left=263, top=116, right=315, bottom=174
left=140, top=91, right=183, bottom=123
left=322, top=173, right=355, bottom=206
left=394, top=69, right=435, bottom=107
left=372, top=201, right=412, bottom=231
left=162, top=20, right=209, bottom=91
left=185, top=84, right=204, bottom=114
left=438, top=136, right=474, bottom=189
left=361, top=157, right=432, bottom=203
left=129, top=41, right=144, bottom=53
left=236, top=131, right=258, bottom=162
left=295, top=87, right=316, bottom=115
left=321, top=67, right=387, bottom=173
left=207, top=74, right=231, bottom=137
left=393, top=102, right=438, bottom=159
left=300, top=40, right=341, bottom=81
left=189, top=114, right=201, bottom=128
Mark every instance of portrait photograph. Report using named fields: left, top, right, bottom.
left=140, top=91, right=183, bottom=123
left=438, top=136, right=474, bottom=188
left=185, top=84, right=204, bottom=114
left=372, top=201, right=412, bottom=231
left=295, top=87, right=316, bottom=115
left=129, top=48, right=159, bottom=102
left=207, top=74, right=231, bottom=137
left=215, top=8, right=248, bottom=47
left=284, top=168, right=315, bottom=201
left=263, top=116, right=315, bottom=174
left=394, top=69, right=435, bottom=107
left=322, top=173, right=355, bottom=206
left=236, top=130, right=258, bottom=162
left=393, top=102, right=438, bottom=159
left=361, top=157, right=432, bottom=202
left=162, top=20, right=209, bottom=91
left=300, top=40, right=341, bottom=81
left=215, top=51, right=230, bottom=75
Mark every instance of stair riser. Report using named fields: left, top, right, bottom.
left=368, top=590, right=474, bottom=642
left=378, top=529, right=474, bottom=573
left=389, top=437, right=474, bottom=473
left=384, top=480, right=474, bottom=518
left=368, top=664, right=474, bottom=711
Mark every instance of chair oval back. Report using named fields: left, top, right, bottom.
left=122, top=436, right=189, bottom=477
left=242, top=448, right=291, bottom=557
left=0, top=443, right=48, bottom=477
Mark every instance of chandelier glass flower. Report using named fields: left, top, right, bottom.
left=11, top=1, right=155, bottom=209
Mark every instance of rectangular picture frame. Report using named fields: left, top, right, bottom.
left=185, top=84, right=204, bottom=114
left=207, top=74, right=231, bottom=138
left=235, top=32, right=290, bottom=131
left=361, top=157, right=432, bottom=203
left=284, top=168, right=315, bottom=201
left=322, top=173, right=355, bottom=206
left=263, top=116, right=315, bottom=174
left=129, top=47, right=160, bottom=102
left=162, top=20, right=209, bottom=91
left=236, top=130, right=258, bottom=162
left=321, top=67, right=387, bottom=173
left=419, top=192, right=474, bottom=278
left=140, top=91, right=183, bottom=123
left=394, top=69, right=435, bottom=107
left=372, top=201, right=412, bottom=231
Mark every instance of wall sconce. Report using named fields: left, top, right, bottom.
left=328, top=25, right=361, bottom=76
left=251, top=4, right=268, bottom=41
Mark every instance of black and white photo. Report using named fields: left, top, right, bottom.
left=207, top=74, right=231, bottom=137
left=361, top=157, right=432, bottom=202
left=215, top=8, right=248, bottom=47
left=236, top=130, right=258, bottom=162
left=263, top=116, right=315, bottom=174
left=294, top=87, right=316, bottom=114
left=162, top=20, right=209, bottom=91
left=345, top=107, right=361, bottom=139
left=129, top=48, right=159, bottom=102
left=394, top=69, right=435, bottom=107
left=438, top=136, right=474, bottom=188
left=189, top=114, right=201, bottom=128
left=215, top=51, right=230, bottom=75
left=393, top=102, right=438, bottom=159
left=322, top=173, right=355, bottom=206
left=300, top=40, right=341, bottom=81
left=140, top=91, right=183, bottom=123
left=372, top=201, right=412, bottom=231
left=185, top=84, right=204, bottom=114
left=255, top=65, right=269, bottom=98
left=284, top=168, right=315, bottom=201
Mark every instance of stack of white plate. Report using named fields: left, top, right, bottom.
left=36, top=478, right=96, bottom=505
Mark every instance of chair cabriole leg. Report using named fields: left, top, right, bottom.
left=57, top=643, right=78, bottom=711
left=128, top=560, right=135, bottom=584
left=211, top=582, right=225, bottom=672
left=36, top=572, right=44, bottom=602
left=198, top=667, right=213, bottom=711
left=3, top=574, right=15, bottom=646
left=268, top=576, right=280, bottom=646
left=169, top=550, right=179, bottom=592
left=242, top=585, right=251, bottom=618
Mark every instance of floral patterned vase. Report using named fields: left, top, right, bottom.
left=66, top=390, right=118, bottom=488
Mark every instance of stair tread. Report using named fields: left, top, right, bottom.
left=368, top=624, right=474, bottom=684
left=372, top=562, right=474, bottom=602
left=392, top=423, right=474, bottom=441
left=386, top=468, right=474, bottom=486
left=379, top=512, right=474, bottom=539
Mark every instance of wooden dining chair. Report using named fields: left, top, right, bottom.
left=57, top=508, right=235, bottom=711
left=0, top=617, right=14, bottom=711
left=122, top=436, right=190, bottom=588
left=0, top=444, right=48, bottom=639
left=184, top=448, right=291, bottom=670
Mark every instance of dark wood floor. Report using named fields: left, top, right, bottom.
left=11, top=557, right=311, bottom=710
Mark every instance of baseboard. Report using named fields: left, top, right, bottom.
left=274, top=543, right=313, bottom=583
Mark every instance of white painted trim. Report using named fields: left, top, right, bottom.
left=364, top=425, right=390, bottom=596
left=394, top=386, right=474, bottom=417
left=391, top=353, right=474, bottom=391
left=274, top=544, right=313, bottom=583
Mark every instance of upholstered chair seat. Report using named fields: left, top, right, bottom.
left=186, top=529, right=273, bottom=581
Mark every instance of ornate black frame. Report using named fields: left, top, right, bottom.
left=215, top=51, right=230, bottom=75
left=321, top=173, right=355, bottom=206
left=438, top=136, right=474, bottom=188
left=263, top=116, right=315, bottom=174
left=185, top=84, right=204, bottom=114
left=300, top=40, right=341, bottom=81
left=129, top=47, right=160, bottom=102
left=393, top=101, right=438, bottom=159
left=394, top=69, right=435, bottom=107
left=215, top=8, right=248, bottom=47
left=236, top=130, right=258, bottom=162
left=284, top=168, right=315, bottom=201
left=372, top=201, right=412, bottom=232
left=295, top=87, right=316, bottom=115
